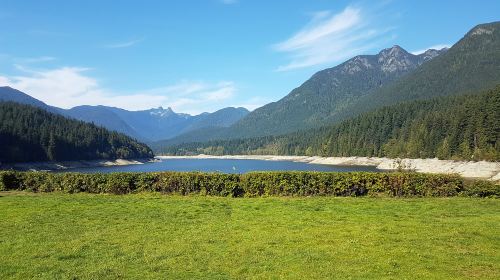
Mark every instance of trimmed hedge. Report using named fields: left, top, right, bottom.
left=0, top=171, right=498, bottom=197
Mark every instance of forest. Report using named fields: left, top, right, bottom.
left=158, top=86, right=500, bottom=161
left=0, top=102, right=154, bottom=163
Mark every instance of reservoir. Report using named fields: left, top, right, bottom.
left=60, top=158, right=381, bottom=173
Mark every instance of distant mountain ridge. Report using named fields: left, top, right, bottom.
left=0, top=86, right=61, bottom=114
left=0, top=86, right=249, bottom=141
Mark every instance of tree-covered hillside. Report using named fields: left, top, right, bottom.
left=0, top=102, right=154, bottom=163
left=158, top=86, right=500, bottom=161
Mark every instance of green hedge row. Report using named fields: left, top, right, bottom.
left=0, top=171, right=498, bottom=197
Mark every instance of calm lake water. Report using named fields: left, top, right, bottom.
left=60, top=158, right=381, bottom=173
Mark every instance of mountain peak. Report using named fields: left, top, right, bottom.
left=149, top=106, right=175, bottom=117
left=377, top=45, right=415, bottom=73
left=378, top=45, right=409, bottom=57
left=418, top=48, right=448, bottom=61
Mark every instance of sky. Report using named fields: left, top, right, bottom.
left=0, top=0, right=499, bottom=114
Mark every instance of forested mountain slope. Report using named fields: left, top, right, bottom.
left=0, top=87, right=249, bottom=141
left=224, top=46, right=444, bottom=138
left=0, top=102, right=153, bottom=163
left=157, top=86, right=500, bottom=161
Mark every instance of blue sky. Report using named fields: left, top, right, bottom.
left=0, top=0, right=499, bottom=114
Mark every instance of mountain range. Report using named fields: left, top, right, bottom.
left=157, top=21, right=500, bottom=146
left=152, top=45, right=448, bottom=146
left=223, top=45, right=446, bottom=138
left=1, top=21, right=499, bottom=156
left=0, top=86, right=249, bottom=142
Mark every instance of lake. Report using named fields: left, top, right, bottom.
left=60, top=158, right=381, bottom=173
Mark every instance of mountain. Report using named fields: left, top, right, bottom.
left=65, top=106, right=143, bottom=140
left=0, top=102, right=153, bottom=163
left=0, top=86, right=61, bottom=114
left=158, top=46, right=446, bottom=145
left=181, top=107, right=249, bottom=133
left=0, top=87, right=249, bottom=141
left=222, top=45, right=446, bottom=138
left=77, top=105, right=249, bottom=141
left=157, top=85, right=500, bottom=161
left=162, top=21, right=500, bottom=146
left=345, top=21, right=500, bottom=119
left=140, top=107, right=249, bottom=148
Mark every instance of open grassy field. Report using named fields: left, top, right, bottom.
left=0, top=192, right=498, bottom=279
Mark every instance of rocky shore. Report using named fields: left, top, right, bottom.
left=157, top=155, right=500, bottom=181
left=0, top=158, right=155, bottom=172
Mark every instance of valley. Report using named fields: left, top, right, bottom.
left=0, top=3, right=499, bottom=279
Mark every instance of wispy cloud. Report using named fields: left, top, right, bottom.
left=17, top=56, right=56, bottom=64
left=0, top=66, right=240, bottom=114
left=273, top=6, right=393, bottom=71
left=104, top=38, right=144, bottom=49
left=411, top=44, right=451, bottom=55
left=0, top=54, right=56, bottom=65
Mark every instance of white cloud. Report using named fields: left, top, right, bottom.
left=0, top=66, right=238, bottom=114
left=104, top=38, right=144, bottom=49
left=411, top=44, right=451, bottom=55
left=273, top=6, right=393, bottom=71
left=0, top=76, right=10, bottom=85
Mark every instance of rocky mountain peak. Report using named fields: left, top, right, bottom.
left=418, top=48, right=448, bottom=62
left=378, top=45, right=409, bottom=58
left=149, top=106, right=175, bottom=117
left=377, top=45, right=414, bottom=73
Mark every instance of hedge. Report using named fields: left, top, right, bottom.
left=0, top=171, right=498, bottom=197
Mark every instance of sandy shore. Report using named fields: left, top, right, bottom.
left=157, top=155, right=500, bottom=181
left=1, top=158, right=155, bottom=172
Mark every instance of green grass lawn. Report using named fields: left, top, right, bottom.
left=0, top=192, right=498, bottom=279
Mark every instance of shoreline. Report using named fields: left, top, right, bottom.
left=2, top=155, right=498, bottom=182
left=0, top=158, right=156, bottom=172
left=156, top=155, right=500, bottom=181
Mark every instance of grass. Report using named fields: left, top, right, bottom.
left=0, top=192, right=499, bottom=279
